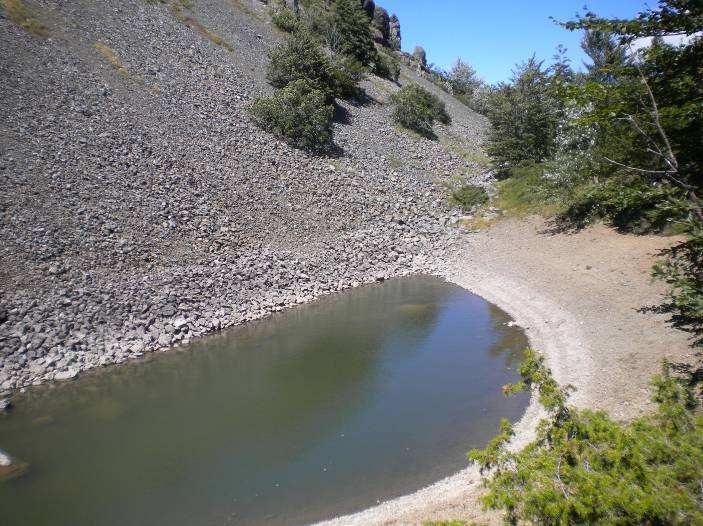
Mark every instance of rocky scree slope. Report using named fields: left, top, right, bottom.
left=0, top=0, right=487, bottom=391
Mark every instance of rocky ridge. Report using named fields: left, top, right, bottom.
left=0, top=0, right=488, bottom=394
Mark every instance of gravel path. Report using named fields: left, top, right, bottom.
left=320, top=216, right=693, bottom=525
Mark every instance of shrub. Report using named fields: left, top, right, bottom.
left=267, top=31, right=338, bottom=99
left=330, top=55, right=365, bottom=99
left=470, top=350, right=703, bottom=525
left=653, top=216, right=703, bottom=345
left=390, top=84, right=451, bottom=138
left=331, top=0, right=378, bottom=66
left=561, top=178, right=688, bottom=232
left=271, top=8, right=300, bottom=33
left=451, top=185, right=489, bottom=212
left=249, top=79, right=334, bottom=151
left=374, top=50, right=400, bottom=82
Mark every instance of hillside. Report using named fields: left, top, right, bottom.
left=0, top=0, right=487, bottom=388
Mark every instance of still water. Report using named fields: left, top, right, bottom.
left=0, top=276, right=528, bottom=526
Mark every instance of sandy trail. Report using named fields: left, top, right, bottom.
left=319, top=217, right=693, bottom=526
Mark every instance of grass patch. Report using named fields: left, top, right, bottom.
left=171, top=2, right=234, bottom=52
left=494, top=163, right=562, bottom=218
left=387, top=154, right=403, bottom=171
left=1, top=0, right=48, bottom=37
left=440, top=138, right=490, bottom=169
left=93, top=43, right=129, bottom=76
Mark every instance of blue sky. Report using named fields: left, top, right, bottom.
left=379, top=0, right=652, bottom=83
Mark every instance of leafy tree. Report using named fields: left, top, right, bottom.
left=330, top=0, right=377, bottom=66
left=485, top=57, right=562, bottom=175
left=580, top=30, right=627, bottom=82
left=447, top=59, right=482, bottom=99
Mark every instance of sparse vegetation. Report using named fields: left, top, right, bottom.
left=93, top=43, right=130, bottom=77
left=470, top=349, right=703, bottom=525
left=1, top=0, right=48, bottom=37
left=249, top=78, right=334, bottom=151
left=451, top=185, right=488, bottom=212
left=390, top=84, right=450, bottom=139
left=271, top=7, right=300, bottom=33
left=374, top=48, right=400, bottom=82
left=171, top=3, right=234, bottom=52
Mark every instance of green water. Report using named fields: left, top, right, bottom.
left=0, top=276, right=528, bottom=526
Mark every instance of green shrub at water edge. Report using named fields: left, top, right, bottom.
left=469, top=349, right=703, bottom=525
left=249, top=79, right=333, bottom=151
left=451, top=185, right=488, bottom=212
left=390, top=84, right=451, bottom=139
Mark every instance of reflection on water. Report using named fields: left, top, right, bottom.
left=0, top=276, right=528, bottom=526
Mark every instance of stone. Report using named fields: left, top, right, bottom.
left=54, top=368, right=79, bottom=381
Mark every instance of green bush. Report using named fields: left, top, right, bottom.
left=331, top=0, right=377, bottom=66
left=330, top=55, right=365, bottom=99
left=561, top=178, right=688, bottom=232
left=266, top=31, right=338, bottom=99
left=271, top=8, right=300, bottom=33
left=470, top=350, right=703, bottom=525
left=249, top=78, right=333, bottom=151
left=390, top=84, right=451, bottom=138
left=451, top=185, right=489, bottom=212
left=654, top=216, right=703, bottom=345
left=374, top=50, right=400, bottom=82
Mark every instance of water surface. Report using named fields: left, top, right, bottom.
left=0, top=275, right=528, bottom=526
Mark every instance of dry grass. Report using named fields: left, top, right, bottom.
left=93, top=43, right=130, bottom=76
left=171, top=2, right=234, bottom=52
left=1, top=0, right=48, bottom=37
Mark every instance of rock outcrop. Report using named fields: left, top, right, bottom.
left=389, top=14, right=401, bottom=50
left=372, top=6, right=390, bottom=46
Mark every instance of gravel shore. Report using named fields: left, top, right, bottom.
left=319, top=217, right=692, bottom=525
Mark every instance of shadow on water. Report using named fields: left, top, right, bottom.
left=1, top=276, right=528, bottom=526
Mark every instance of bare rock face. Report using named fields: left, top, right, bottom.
left=372, top=6, right=390, bottom=46
left=390, top=14, right=401, bottom=50
left=413, top=45, right=427, bottom=68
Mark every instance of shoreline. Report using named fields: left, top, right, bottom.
left=1, top=219, right=690, bottom=525
left=315, top=257, right=590, bottom=526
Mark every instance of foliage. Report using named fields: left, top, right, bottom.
left=451, top=185, right=489, bottom=212
left=494, top=163, right=565, bottom=217
left=249, top=78, right=333, bottom=151
left=266, top=31, right=339, bottom=99
left=373, top=49, right=400, bottom=82
left=331, top=0, right=378, bottom=66
left=653, top=215, right=703, bottom=345
left=469, top=350, right=703, bottom=525
left=561, top=177, right=688, bottom=232
left=271, top=7, right=301, bottom=33
left=484, top=57, right=563, bottom=176
left=1, top=0, right=48, bottom=37
left=390, top=84, right=451, bottom=139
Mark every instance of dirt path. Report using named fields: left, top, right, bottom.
left=319, top=216, right=694, bottom=526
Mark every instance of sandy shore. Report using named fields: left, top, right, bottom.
left=318, top=217, right=693, bottom=526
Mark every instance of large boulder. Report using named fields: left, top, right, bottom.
left=412, top=45, right=427, bottom=68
